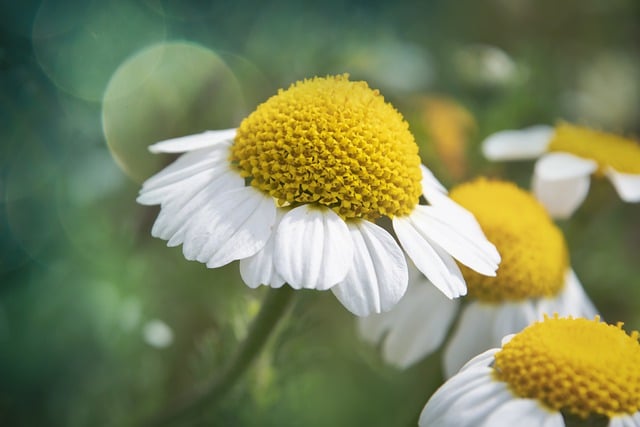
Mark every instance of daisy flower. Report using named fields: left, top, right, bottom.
left=419, top=316, right=640, bottom=427
left=482, top=122, right=640, bottom=218
left=358, top=178, right=596, bottom=372
left=137, top=75, right=500, bottom=316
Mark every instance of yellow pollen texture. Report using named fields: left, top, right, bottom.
left=449, top=178, right=567, bottom=302
left=231, top=75, right=423, bottom=220
left=494, top=316, right=640, bottom=419
left=548, top=123, right=640, bottom=175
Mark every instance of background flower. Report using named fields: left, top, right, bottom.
left=419, top=316, right=640, bottom=427
left=482, top=123, right=640, bottom=218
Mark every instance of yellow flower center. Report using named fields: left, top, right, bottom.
left=449, top=178, right=567, bottom=302
left=548, top=123, right=640, bottom=175
left=494, top=316, right=640, bottom=419
left=231, top=75, right=423, bottom=220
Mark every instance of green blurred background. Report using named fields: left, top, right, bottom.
left=1, top=1, right=639, bottom=426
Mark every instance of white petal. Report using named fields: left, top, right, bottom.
left=445, top=301, right=538, bottom=378
left=481, top=125, right=554, bottom=161
left=380, top=280, right=458, bottom=368
left=423, top=190, right=491, bottom=246
left=138, top=143, right=236, bottom=206
left=149, top=128, right=237, bottom=153
left=459, top=348, right=501, bottom=373
left=609, top=413, right=640, bottom=427
left=533, top=153, right=597, bottom=219
left=536, top=269, right=598, bottom=319
left=274, top=205, right=353, bottom=291
left=606, top=167, right=640, bottom=202
left=420, top=164, right=447, bottom=198
left=181, top=186, right=276, bottom=268
left=535, top=152, right=598, bottom=181
left=419, top=366, right=515, bottom=427
left=491, top=303, right=538, bottom=342
left=394, top=214, right=467, bottom=298
left=331, top=221, right=408, bottom=316
left=406, top=205, right=500, bottom=276
left=150, top=168, right=244, bottom=245
left=482, top=399, right=564, bottom=427
left=443, top=303, right=498, bottom=378
left=239, top=210, right=286, bottom=289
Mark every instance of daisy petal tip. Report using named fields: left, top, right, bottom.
left=148, top=128, right=237, bottom=154
left=606, top=168, right=640, bottom=203
left=482, top=125, right=553, bottom=161
left=274, top=206, right=353, bottom=291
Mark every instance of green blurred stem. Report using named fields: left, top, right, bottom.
left=148, top=286, right=295, bottom=426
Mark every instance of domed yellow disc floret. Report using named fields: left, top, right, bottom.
left=231, top=75, right=423, bottom=221
left=549, top=123, right=640, bottom=175
left=449, top=178, right=567, bottom=302
left=494, top=316, right=640, bottom=419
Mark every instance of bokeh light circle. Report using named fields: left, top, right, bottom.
left=101, top=41, right=246, bottom=183
left=32, top=0, right=166, bottom=101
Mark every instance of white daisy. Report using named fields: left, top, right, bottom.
left=419, top=316, right=640, bottom=427
left=358, top=178, right=596, bottom=372
left=482, top=122, right=640, bottom=218
left=138, top=75, right=500, bottom=316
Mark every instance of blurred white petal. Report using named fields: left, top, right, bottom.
left=482, top=125, right=553, bottom=161
left=606, top=167, right=640, bottom=202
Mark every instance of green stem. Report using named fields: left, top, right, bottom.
left=147, top=286, right=295, bottom=426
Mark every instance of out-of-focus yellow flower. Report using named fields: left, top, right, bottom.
left=419, top=96, right=476, bottom=180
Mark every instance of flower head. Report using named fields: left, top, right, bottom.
left=482, top=122, right=640, bottom=218
left=358, top=178, right=595, bottom=371
left=138, top=75, right=499, bottom=316
left=420, top=316, right=640, bottom=427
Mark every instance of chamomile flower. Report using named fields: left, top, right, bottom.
left=419, top=316, right=640, bottom=427
left=358, top=178, right=595, bottom=371
left=482, top=122, right=640, bottom=218
left=137, top=75, right=500, bottom=316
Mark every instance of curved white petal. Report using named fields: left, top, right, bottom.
left=419, top=366, right=515, bottom=427
left=423, top=190, right=491, bottom=247
left=445, top=301, right=538, bottom=378
left=358, top=264, right=459, bottom=366
left=331, top=220, right=408, bottom=316
left=151, top=167, right=244, bottom=245
left=609, top=412, right=640, bottom=427
left=536, top=269, right=598, bottom=319
left=459, top=348, right=500, bottom=373
left=500, top=333, right=516, bottom=346
left=181, top=186, right=276, bottom=268
left=149, top=128, right=237, bottom=153
left=535, top=152, right=598, bottom=181
left=533, top=153, right=597, bottom=219
left=138, top=143, right=237, bottom=206
left=394, top=214, right=466, bottom=298
left=491, top=303, right=537, bottom=343
left=481, top=125, right=554, bottom=161
left=407, top=205, right=500, bottom=276
left=239, top=210, right=286, bottom=289
left=420, top=164, right=447, bottom=198
left=606, top=167, right=640, bottom=202
left=482, top=399, right=564, bottom=427
left=274, top=205, right=353, bottom=291
left=443, top=303, right=498, bottom=378
left=380, top=280, right=458, bottom=368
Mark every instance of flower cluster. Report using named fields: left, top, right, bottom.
left=137, top=75, right=639, bottom=426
